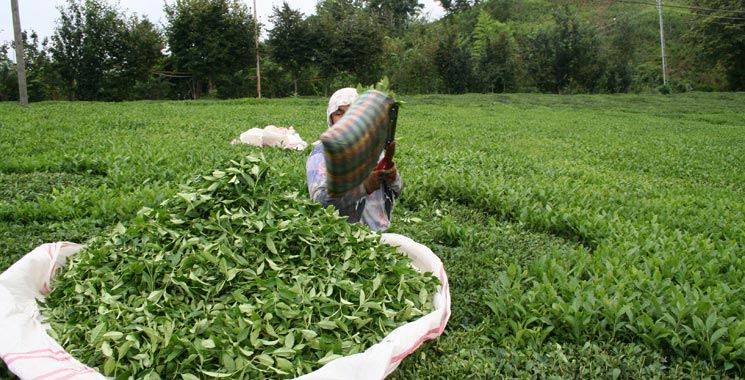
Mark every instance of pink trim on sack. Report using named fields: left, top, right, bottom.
left=388, top=265, right=451, bottom=365
left=42, top=243, right=63, bottom=294
left=3, top=350, right=98, bottom=380
left=2, top=349, right=73, bottom=366
left=33, top=366, right=99, bottom=380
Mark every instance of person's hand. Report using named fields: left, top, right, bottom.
left=363, top=170, right=382, bottom=194
left=363, top=165, right=398, bottom=194
left=378, top=164, right=398, bottom=185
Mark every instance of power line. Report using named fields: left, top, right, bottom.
left=619, top=0, right=745, bottom=15
left=598, top=1, right=745, bottom=33
left=663, top=9, right=745, bottom=27
left=618, top=0, right=745, bottom=21
left=686, top=12, right=745, bottom=21
left=558, top=0, right=743, bottom=37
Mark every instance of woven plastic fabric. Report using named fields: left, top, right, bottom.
left=320, top=90, right=395, bottom=197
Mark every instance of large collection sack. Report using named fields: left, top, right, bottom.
left=0, top=234, right=450, bottom=380
left=320, top=90, right=397, bottom=197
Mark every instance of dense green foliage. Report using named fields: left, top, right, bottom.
left=688, top=0, right=745, bottom=90
left=165, top=0, right=257, bottom=99
left=41, top=155, right=437, bottom=378
left=267, top=4, right=313, bottom=96
left=2, top=92, right=745, bottom=379
left=2, top=0, right=745, bottom=101
left=50, top=0, right=164, bottom=101
left=523, top=5, right=603, bottom=93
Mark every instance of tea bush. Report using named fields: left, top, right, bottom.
left=2, top=92, right=744, bottom=379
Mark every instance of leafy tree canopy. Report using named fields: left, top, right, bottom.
left=165, top=0, right=256, bottom=97
left=689, top=0, right=745, bottom=90
left=267, top=2, right=313, bottom=94
left=49, top=0, right=163, bottom=101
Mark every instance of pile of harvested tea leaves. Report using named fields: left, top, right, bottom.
left=42, top=154, right=438, bottom=379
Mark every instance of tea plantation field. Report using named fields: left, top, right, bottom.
left=2, top=92, right=744, bottom=379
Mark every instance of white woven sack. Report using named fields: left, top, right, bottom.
left=239, top=127, right=266, bottom=146
left=238, top=125, right=309, bottom=151
left=0, top=242, right=104, bottom=379
left=0, top=233, right=450, bottom=380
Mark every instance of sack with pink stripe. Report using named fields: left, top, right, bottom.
left=0, top=242, right=104, bottom=380
left=1, top=234, right=450, bottom=380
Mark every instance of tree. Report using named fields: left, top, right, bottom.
left=0, top=43, right=19, bottom=101
left=51, top=0, right=124, bottom=100
left=482, top=0, right=517, bottom=22
left=362, top=0, right=423, bottom=33
left=165, top=0, right=256, bottom=98
left=0, top=35, right=53, bottom=102
left=50, top=0, right=162, bottom=101
left=308, top=0, right=385, bottom=93
left=689, top=0, right=745, bottom=90
left=267, top=2, right=312, bottom=95
left=435, top=30, right=471, bottom=94
left=381, top=19, right=442, bottom=94
left=116, top=17, right=164, bottom=99
left=522, top=5, right=603, bottom=93
left=436, top=0, right=478, bottom=15
left=470, top=10, right=517, bottom=92
left=22, top=32, right=60, bottom=101
left=601, top=11, right=640, bottom=93
left=471, top=10, right=497, bottom=61
left=475, top=32, right=517, bottom=93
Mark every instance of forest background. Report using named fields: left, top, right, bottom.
left=1, top=0, right=744, bottom=102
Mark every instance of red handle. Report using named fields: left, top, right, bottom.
left=375, top=141, right=396, bottom=170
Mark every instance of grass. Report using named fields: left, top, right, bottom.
left=2, top=92, right=744, bottom=379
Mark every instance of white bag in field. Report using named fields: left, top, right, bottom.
left=234, top=125, right=309, bottom=151
left=0, top=234, right=450, bottom=380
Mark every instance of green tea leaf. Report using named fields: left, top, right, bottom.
left=101, top=341, right=113, bottom=358
left=266, top=236, right=278, bottom=254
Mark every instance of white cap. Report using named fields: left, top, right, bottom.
left=326, top=87, right=359, bottom=128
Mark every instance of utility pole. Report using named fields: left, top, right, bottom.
left=10, top=0, right=29, bottom=105
left=254, top=0, right=261, bottom=98
left=656, top=0, right=669, bottom=86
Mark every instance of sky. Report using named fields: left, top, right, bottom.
left=1, top=1, right=445, bottom=58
